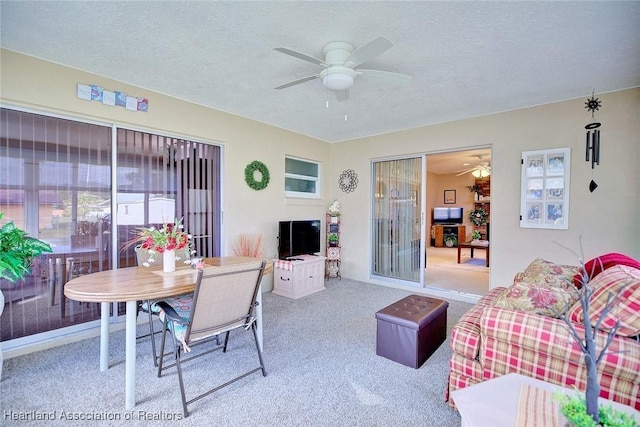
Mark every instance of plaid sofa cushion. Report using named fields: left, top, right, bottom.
left=568, top=265, right=640, bottom=337
left=446, top=353, right=483, bottom=407
left=480, top=305, right=640, bottom=409
left=450, top=287, right=508, bottom=359
left=478, top=286, right=508, bottom=307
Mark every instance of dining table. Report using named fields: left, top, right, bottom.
left=64, top=256, right=271, bottom=410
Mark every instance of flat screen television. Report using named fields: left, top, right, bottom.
left=278, top=220, right=321, bottom=259
left=433, top=207, right=463, bottom=224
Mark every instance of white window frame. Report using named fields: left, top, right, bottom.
left=285, top=156, right=320, bottom=198
left=520, top=147, right=570, bottom=229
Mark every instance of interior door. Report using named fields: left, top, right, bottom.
left=371, top=157, right=425, bottom=286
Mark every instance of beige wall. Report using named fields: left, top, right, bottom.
left=330, top=88, right=639, bottom=287
left=3, top=49, right=639, bottom=291
left=0, top=49, right=331, bottom=264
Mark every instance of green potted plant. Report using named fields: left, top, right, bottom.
left=444, top=235, right=457, bottom=247
left=471, top=230, right=482, bottom=241
left=0, top=212, right=52, bottom=380
left=0, top=213, right=52, bottom=283
left=328, top=233, right=339, bottom=247
left=554, top=392, right=637, bottom=427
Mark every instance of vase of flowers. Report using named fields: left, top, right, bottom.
left=127, top=218, right=191, bottom=273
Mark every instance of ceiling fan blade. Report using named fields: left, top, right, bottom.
left=334, top=90, right=349, bottom=102
left=274, top=75, right=319, bottom=90
left=357, top=69, right=412, bottom=84
left=455, top=167, right=477, bottom=176
left=274, top=47, right=327, bottom=67
left=344, top=36, right=393, bottom=68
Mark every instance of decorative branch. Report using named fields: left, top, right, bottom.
left=551, top=238, right=634, bottom=424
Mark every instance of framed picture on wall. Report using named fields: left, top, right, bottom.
left=444, top=189, right=456, bottom=204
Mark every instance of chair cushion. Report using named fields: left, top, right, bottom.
left=140, top=300, right=162, bottom=314
left=158, top=294, right=195, bottom=351
left=567, top=265, right=640, bottom=337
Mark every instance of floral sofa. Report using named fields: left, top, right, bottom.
left=446, top=254, right=640, bottom=410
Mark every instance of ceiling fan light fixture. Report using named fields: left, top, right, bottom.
left=320, top=66, right=357, bottom=91
left=472, top=168, right=490, bottom=178
left=322, top=72, right=354, bottom=91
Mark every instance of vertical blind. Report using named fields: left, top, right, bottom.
left=372, top=157, right=421, bottom=282
left=0, top=108, right=221, bottom=342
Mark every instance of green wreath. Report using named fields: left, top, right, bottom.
left=244, top=160, right=270, bottom=191
left=469, top=208, right=488, bottom=226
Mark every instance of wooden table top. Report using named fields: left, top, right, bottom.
left=64, top=257, right=272, bottom=303
left=458, top=240, right=490, bottom=248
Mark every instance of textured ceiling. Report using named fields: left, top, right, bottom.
left=1, top=1, right=639, bottom=150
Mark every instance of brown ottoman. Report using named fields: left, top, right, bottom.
left=375, top=295, right=449, bottom=368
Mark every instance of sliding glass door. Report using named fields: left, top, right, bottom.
left=0, top=109, right=112, bottom=340
left=371, top=157, right=425, bottom=285
left=0, top=108, right=221, bottom=343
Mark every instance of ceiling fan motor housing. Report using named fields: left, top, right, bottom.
left=323, top=42, right=354, bottom=65
left=320, top=42, right=357, bottom=91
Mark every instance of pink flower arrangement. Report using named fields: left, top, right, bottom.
left=136, top=218, right=190, bottom=253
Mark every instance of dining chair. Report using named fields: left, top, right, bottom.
left=134, top=246, right=192, bottom=366
left=155, top=260, right=266, bottom=417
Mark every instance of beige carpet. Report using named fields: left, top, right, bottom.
left=2, top=278, right=471, bottom=426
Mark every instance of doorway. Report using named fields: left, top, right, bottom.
left=424, top=148, right=491, bottom=296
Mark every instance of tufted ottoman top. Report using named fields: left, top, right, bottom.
left=375, top=295, right=449, bottom=330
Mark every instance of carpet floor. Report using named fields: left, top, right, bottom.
left=1, top=279, right=471, bottom=426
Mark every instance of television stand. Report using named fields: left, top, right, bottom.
left=431, top=224, right=466, bottom=247
left=273, top=255, right=326, bottom=299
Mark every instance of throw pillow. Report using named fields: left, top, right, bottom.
left=492, top=281, right=577, bottom=318
left=514, top=258, right=580, bottom=289
left=573, top=252, right=640, bottom=287
left=567, top=265, right=640, bottom=337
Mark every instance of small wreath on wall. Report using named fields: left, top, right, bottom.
left=339, top=169, right=358, bottom=193
left=244, top=160, right=270, bottom=191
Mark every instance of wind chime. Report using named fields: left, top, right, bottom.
left=584, top=91, right=602, bottom=192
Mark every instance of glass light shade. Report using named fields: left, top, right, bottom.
left=322, top=73, right=354, bottom=91
left=472, top=169, right=490, bottom=178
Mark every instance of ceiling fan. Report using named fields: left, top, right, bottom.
left=456, top=156, right=492, bottom=178
left=273, top=36, right=412, bottom=102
